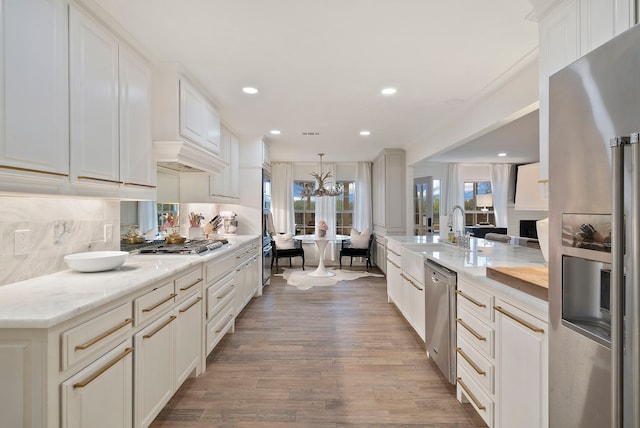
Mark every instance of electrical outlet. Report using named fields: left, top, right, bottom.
left=15, top=229, right=30, bottom=255
left=104, top=224, right=113, bottom=243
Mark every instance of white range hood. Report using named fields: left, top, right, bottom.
left=154, top=140, right=227, bottom=174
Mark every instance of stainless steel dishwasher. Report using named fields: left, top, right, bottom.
left=425, top=259, right=457, bottom=384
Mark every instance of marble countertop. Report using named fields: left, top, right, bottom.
left=0, top=235, right=259, bottom=329
left=386, top=235, right=549, bottom=320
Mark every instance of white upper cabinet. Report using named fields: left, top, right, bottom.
left=69, top=4, right=155, bottom=198
left=119, top=44, right=155, bottom=190
left=204, top=104, right=221, bottom=154
left=0, top=0, right=69, bottom=184
left=537, top=0, right=635, bottom=182
left=69, top=5, right=120, bottom=186
left=179, top=79, right=221, bottom=154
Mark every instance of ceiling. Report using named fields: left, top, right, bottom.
left=92, top=0, right=540, bottom=164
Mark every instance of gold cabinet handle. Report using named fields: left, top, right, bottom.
left=216, top=285, right=235, bottom=300
left=456, top=318, right=487, bottom=341
left=77, top=175, right=123, bottom=184
left=386, top=259, right=400, bottom=269
left=143, top=315, right=177, bottom=339
left=0, top=164, right=68, bottom=177
left=179, top=296, right=202, bottom=313
left=75, top=318, right=133, bottom=350
left=494, top=306, right=544, bottom=333
left=456, top=290, right=487, bottom=308
left=142, top=293, right=177, bottom=313
left=122, top=181, right=156, bottom=188
left=456, top=347, right=486, bottom=376
left=400, top=273, right=423, bottom=291
left=73, top=347, right=133, bottom=389
left=180, top=278, right=202, bottom=291
left=388, top=248, right=400, bottom=256
left=456, top=377, right=486, bottom=411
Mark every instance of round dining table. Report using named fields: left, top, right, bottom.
left=294, top=234, right=349, bottom=277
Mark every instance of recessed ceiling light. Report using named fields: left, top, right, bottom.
left=360, top=130, right=371, bottom=136
left=498, top=152, right=507, bottom=157
left=270, top=130, right=281, bottom=135
left=381, top=87, right=397, bottom=95
left=242, top=87, right=258, bottom=94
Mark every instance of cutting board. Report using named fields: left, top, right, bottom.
left=486, top=266, right=549, bottom=301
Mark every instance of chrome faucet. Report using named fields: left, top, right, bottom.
left=448, top=205, right=469, bottom=248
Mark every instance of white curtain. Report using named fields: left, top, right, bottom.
left=271, top=162, right=295, bottom=234
left=490, top=164, right=512, bottom=228
left=315, top=161, right=337, bottom=260
left=445, top=163, right=464, bottom=231
left=353, top=162, right=372, bottom=232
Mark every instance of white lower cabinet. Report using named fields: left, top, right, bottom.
left=61, top=340, right=133, bottom=428
left=175, top=293, right=203, bottom=387
left=134, top=311, right=176, bottom=428
left=386, top=255, right=401, bottom=305
left=494, top=299, right=548, bottom=428
left=455, top=277, right=548, bottom=428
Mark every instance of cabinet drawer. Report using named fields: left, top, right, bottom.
left=205, top=253, right=236, bottom=285
left=175, top=266, right=203, bottom=297
left=457, top=365, right=494, bottom=427
left=457, top=278, right=494, bottom=322
left=456, top=336, right=494, bottom=394
left=207, top=272, right=235, bottom=320
left=457, top=307, right=494, bottom=358
left=386, top=240, right=402, bottom=259
left=134, top=281, right=175, bottom=325
left=61, top=303, right=133, bottom=371
left=206, top=301, right=234, bottom=355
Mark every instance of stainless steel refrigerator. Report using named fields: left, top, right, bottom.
left=549, top=23, right=640, bottom=428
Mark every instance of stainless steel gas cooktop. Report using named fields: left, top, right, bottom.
left=137, top=239, right=229, bottom=255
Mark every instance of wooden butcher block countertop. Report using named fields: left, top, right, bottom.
left=486, top=266, right=549, bottom=301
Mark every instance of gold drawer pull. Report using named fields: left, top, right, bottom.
left=456, top=377, right=486, bottom=411
left=179, top=297, right=202, bottom=313
left=386, top=259, right=400, bottom=269
left=142, top=293, right=177, bottom=313
left=456, top=347, right=486, bottom=376
left=0, top=164, right=69, bottom=177
left=494, top=306, right=544, bottom=333
left=401, top=273, right=423, bottom=291
left=456, top=318, right=487, bottom=341
left=73, top=347, right=133, bottom=389
left=143, top=316, right=177, bottom=339
left=388, top=248, right=400, bottom=256
left=455, top=290, right=487, bottom=308
left=180, top=278, right=202, bottom=291
left=122, top=181, right=156, bottom=188
left=75, top=318, right=133, bottom=350
left=216, top=285, right=235, bottom=300
left=77, top=175, right=123, bottom=184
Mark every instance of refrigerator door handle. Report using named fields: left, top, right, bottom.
left=632, top=134, right=640, bottom=428
left=610, top=137, right=624, bottom=428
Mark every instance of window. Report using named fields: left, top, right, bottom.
left=336, top=181, right=355, bottom=235
left=293, top=180, right=355, bottom=235
left=463, top=181, right=494, bottom=226
left=294, top=181, right=315, bottom=235
left=157, top=203, right=179, bottom=232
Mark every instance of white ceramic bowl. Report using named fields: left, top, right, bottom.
left=64, top=251, right=128, bottom=272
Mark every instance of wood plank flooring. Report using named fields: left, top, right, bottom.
left=151, top=270, right=487, bottom=427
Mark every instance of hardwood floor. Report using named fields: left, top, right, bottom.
left=151, top=270, right=486, bottom=427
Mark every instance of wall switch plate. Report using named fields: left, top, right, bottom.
left=15, top=230, right=30, bottom=255
left=104, top=224, right=113, bottom=243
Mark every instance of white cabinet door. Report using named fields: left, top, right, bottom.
left=209, top=126, right=239, bottom=199
left=61, top=341, right=133, bottom=428
left=0, top=0, right=69, bottom=179
left=179, top=80, right=206, bottom=145
left=229, top=134, right=240, bottom=197
left=134, top=312, right=176, bottom=428
left=69, top=6, right=120, bottom=185
left=204, top=104, right=221, bottom=154
left=175, top=294, right=203, bottom=386
left=372, top=155, right=385, bottom=228
left=119, top=44, right=155, bottom=189
left=386, top=258, right=401, bottom=305
left=494, top=300, right=548, bottom=428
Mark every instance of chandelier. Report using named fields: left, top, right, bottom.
left=300, top=153, right=343, bottom=197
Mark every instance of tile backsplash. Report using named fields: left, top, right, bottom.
left=0, top=196, right=119, bottom=286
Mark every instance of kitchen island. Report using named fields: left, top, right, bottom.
left=0, top=235, right=260, bottom=428
left=386, top=235, right=548, bottom=428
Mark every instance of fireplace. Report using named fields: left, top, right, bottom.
left=519, top=220, right=539, bottom=239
